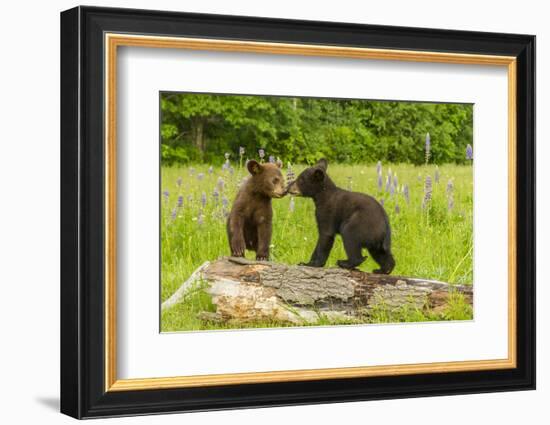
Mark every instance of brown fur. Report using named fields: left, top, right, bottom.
left=227, top=160, right=285, bottom=260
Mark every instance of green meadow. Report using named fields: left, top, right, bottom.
left=160, top=162, right=473, bottom=332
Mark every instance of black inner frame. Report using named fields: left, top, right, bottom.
left=60, top=6, right=535, bottom=419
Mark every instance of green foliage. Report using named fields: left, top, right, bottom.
left=160, top=162, right=473, bottom=332
left=160, top=93, right=473, bottom=165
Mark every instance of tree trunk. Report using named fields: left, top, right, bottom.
left=191, top=117, right=205, bottom=153
left=162, top=257, right=473, bottom=325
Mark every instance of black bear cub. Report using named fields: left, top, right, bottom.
left=287, top=159, right=395, bottom=274
left=227, top=160, right=286, bottom=261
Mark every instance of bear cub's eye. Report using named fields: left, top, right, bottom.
left=272, top=178, right=279, bottom=184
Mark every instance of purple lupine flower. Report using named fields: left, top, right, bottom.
left=385, top=175, right=391, bottom=192
left=176, top=177, right=182, bottom=188
left=376, top=161, right=382, bottom=175
left=222, top=196, right=229, bottom=209
left=289, top=197, right=295, bottom=212
left=170, top=207, right=178, bottom=221
left=287, top=166, right=295, bottom=183
left=446, top=179, right=454, bottom=194
left=201, top=192, right=207, bottom=208
left=448, top=194, right=454, bottom=212
left=393, top=173, right=398, bottom=188
left=162, top=190, right=169, bottom=202
left=217, top=177, right=225, bottom=191
left=208, top=166, right=213, bottom=174
left=377, top=174, right=383, bottom=191
left=422, top=175, right=433, bottom=209
left=466, top=144, right=473, bottom=160
left=403, top=184, right=410, bottom=204
left=239, top=146, right=245, bottom=156
left=347, top=176, right=353, bottom=190
left=213, top=188, right=219, bottom=204
left=258, top=149, right=265, bottom=159
left=435, top=166, right=440, bottom=183
left=197, top=173, right=204, bottom=181
left=447, top=179, right=454, bottom=212
left=229, top=166, right=235, bottom=175
left=177, top=195, right=183, bottom=208
left=222, top=159, right=230, bottom=170
left=389, top=184, right=395, bottom=198
left=268, top=155, right=275, bottom=163
left=425, top=132, right=431, bottom=164
left=197, top=213, right=204, bottom=226
left=395, top=203, right=400, bottom=214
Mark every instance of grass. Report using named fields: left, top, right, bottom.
left=161, top=162, right=473, bottom=332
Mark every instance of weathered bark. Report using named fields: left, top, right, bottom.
left=162, top=257, right=473, bottom=325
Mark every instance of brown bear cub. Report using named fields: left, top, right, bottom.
left=227, top=160, right=286, bottom=261
left=287, top=159, right=395, bottom=274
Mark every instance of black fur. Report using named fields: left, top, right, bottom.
left=287, top=159, right=395, bottom=273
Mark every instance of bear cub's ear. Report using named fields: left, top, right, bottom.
left=313, top=168, right=325, bottom=181
left=316, top=158, right=328, bottom=170
left=247, top=159, right=263, bottom=175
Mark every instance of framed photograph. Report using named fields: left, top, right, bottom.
left=60, top=6, right=535, bottom=419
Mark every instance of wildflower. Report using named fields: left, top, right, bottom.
left=446, top=179, right=454, bottom=194
left=425, top=132, right=431, bottom=164
left=385, top=175, right=391, bottom=192
left=447, top=179, right=454, bottom=211
left=466, top=144, right=473, bottom=160
left=289, top=197, right=295, bottom=212
left=177, top=195, right=183, bottom=208
left=197, top=213, right=204, bottom=226
left=162, top=190, right=169, bottom=202
left=208, top=166, right=213, bottom=174
left=393, top=173, right=398, bottom=188
left=201, top=192, right=207, bottom=208
left=239, top=146, right=245, bottom=156
left=286, top=163, right=295, bottom=183
left=448, top=194, right=455, bottom=212
left=229, top=166, right=234, bottom=175
left=213, top=189, right=219, bottom=204
left=268, top=155, right=275, bottom=163
left=389, top=183, right=395, bottom=198
left=222, top=159, right=230, bottom=170
left=377, top=174, right=383, bottom=191
left=258, top=148, right=265, bottom=160
left=170, top=207, right=178, bottom=221
left=197, top=173, right=204, bottom=181
left=222, top=196, right=229, bottom=209
left=224, top=152, right=230, bottom=160
left=422, top=175, right=433, bottom=209
left=176, top=177, right=182, bottom=188
left=435, top=166, right=440, bottom=183
left=403, top=184, right=410, bottom=204
left=217, top=177, right=225, bottom=191
left=376, top=161, right=382, bottom=175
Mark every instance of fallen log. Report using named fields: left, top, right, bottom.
left=162, top=257, right=473, bottom=325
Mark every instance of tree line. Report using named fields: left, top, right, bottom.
left=160, top=92, right=473, bottom=165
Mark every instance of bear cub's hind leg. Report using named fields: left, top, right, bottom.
left=337, top=229, right=367, bottom=269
